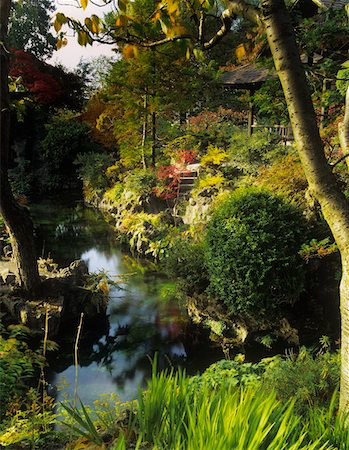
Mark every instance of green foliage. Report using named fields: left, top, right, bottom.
left=190, top=355, right=264, bottom=390
left=253, top=78, right=289, bottom=124
left=228, top=129, right=288, bottom=174
left=75, top=151, right=115, bottom=201
left=0, top=326, right=43, bottom=421
left=119, top=212, right=174, bottom=258
left=39, top=116, right=101, bottom=192
left=336, top=61, right=349, bottom=97
left=197, top=174, right=226, bottom=190
left=0, top=327, right=60, bottom=448
left=262, top=345, right=340, bottom=414
left=8, top=0, right=56, bottom=58
left=254, top=155, right=308, bottom=207
left=205, top=188, right=307, bottom=321
left=132, top=367, right=328, bottom=449
left=9, top=154, right=33, bottom=196
left=0, top=389, right=57, bottom=448
left=162, top=238, right=208, bottom=294
left=124, top=168, right=157, bottom=198
left=163, top=135, right=201, bottom=162
left=300, top=238, right=338, bottom=262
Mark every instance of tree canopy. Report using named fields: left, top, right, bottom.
left=9, top=0, right=56, bottom=59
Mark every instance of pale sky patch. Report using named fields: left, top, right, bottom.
left=48, top=0, right=117, bottom=69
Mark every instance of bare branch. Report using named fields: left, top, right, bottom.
left=199, top=10, right=204, bottom=45
left=203, top=0, right=261, bottom=50
left=139, top=35, right=194, bottom=48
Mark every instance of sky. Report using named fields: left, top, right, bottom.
left=48, top=0, right=117, bottom=69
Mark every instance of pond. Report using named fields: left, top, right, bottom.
left=30, top=196, right=222, bottom=405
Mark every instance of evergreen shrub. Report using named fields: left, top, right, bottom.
left=205, top=188, right=307, bottom=321
left=163, top=238, right=209, bottom=294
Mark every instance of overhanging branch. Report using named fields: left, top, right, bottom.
left=203, top=0, right=261, bottom=50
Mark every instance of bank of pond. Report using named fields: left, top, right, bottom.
left=0, top=196, right=345, bottom=448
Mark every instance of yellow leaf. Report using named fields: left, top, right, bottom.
left=54, top=20, right=62, bottom=33
left=56, top=39, right=63, bottom=50
left=91, top=15, right=101, bottom=33
left=80, top=0, right=88, bottom=9
left=123, top=44, right=136, bottom=59
left=235, top=43, right=246, bottom=62
left=116, top=14, right=128, bottom=27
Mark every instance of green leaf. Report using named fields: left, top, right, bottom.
left=77, top=31, right=88, bottom=46
left=118, top=0, right=127, bottom=12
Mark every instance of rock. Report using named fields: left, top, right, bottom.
left=69, top=259, right=88, bottom=277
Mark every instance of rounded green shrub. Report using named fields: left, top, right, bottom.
left=205, top=187, right=307, bottom=321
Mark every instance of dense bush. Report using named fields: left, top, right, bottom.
left=75, top=152, right=115, bottom=201
left=263, top=344, right=340, bottom=414
left=205, top=188, right=307, bottom=321
left=254, top=155, right=309, bottom=207
left=162, top=238, right=209, bottom=294
left=227, top=129, right=288, bottom=174
left=0, top=326, right=40, bottom=421
left=38, top=116, right=102, bottom=192
left=124, top=168, right=157, bottom=198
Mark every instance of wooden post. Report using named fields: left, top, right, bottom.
left=247, top=88, right=255, bottom=136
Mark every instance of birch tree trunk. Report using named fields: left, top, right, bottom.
left=260, top=0, right=349, bottom=413
left=0, top=0, right=40, bottom=294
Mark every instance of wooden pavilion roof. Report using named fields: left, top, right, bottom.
left=220, top=63, right=274, bottom=90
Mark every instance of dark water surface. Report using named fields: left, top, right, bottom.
left=30, top=196, right=222, bottom=405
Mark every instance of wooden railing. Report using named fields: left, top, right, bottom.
left=251, top=124, right=294, bottom=142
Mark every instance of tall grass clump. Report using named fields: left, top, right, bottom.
left=132, top=366, right=330, bottom=450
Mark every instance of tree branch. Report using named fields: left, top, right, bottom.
left=203, top=0, right=261, bottom=50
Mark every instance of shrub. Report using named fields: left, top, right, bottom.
left=262, top=344, right=340, bottom=414
left=205, top=188, right=307, bottom=321
left=200, top=145, right=228, bottom=167
left=227, top=129, right=287, bottom=174
left=190, top=355, right=264, bottom=390
left=254, top=155, right=309, bottom=207
left=163, top=135, right=200, bottom=162
left=124, top=168, right=157, bottom=198
left=162, top=238, right=209, bottom=294
left=75, top=151, right=115, bottom=201
left=38, top=117, right=101, bottom=192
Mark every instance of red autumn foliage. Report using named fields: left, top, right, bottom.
left=154, top=165, right=181, bottom=199
left=177, top=149, right=198, bottom=165
left=10, top=50, right=63, bottom=104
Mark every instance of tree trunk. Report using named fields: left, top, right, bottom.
left=338, top=85, right=349, bottom=171
left=141, top=93, right=148, bottom=169
left=0, top=0, right=40, bottom=294
left=151, top=111, right=156, bottom=167
left=261, top=0, right=349, bottom=413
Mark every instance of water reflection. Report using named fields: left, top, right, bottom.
left=31, top=197, right=222, bottom=404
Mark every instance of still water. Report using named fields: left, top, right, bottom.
left=30, top=196, right=222, bottom=405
